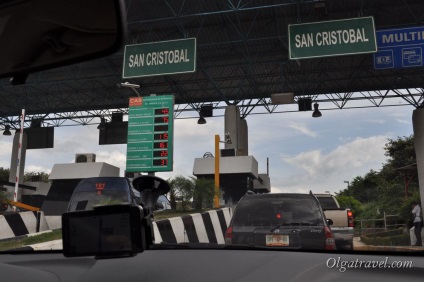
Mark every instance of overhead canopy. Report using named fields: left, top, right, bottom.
left=0, top=0, right=423, bottom=122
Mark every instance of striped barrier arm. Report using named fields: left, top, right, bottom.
left=0, top=211, right=50, bottom=240
left=153, top=208, right=232, bottom=244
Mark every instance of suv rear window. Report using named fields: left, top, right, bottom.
left=67, top=177, right=132, bottom=212
left=232, top=195, right=324, bottom=226
left=316, top=196, right=339, bottom=209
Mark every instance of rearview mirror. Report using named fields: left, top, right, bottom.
left=0, top=0, right=126, bottom=82
left=132, top=175, right=171, bottom=211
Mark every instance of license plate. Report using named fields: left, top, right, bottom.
left=266, top=234, right=289, bottom=246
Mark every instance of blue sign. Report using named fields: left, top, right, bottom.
left=374, top=26, right=424, bottom=69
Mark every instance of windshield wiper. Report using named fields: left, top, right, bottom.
left=270, top=222, right=311, bottom=232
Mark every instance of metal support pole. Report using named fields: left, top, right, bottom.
left=384, top=212, right=387, bottom=231
left=13, top=109, right=25, bottom=212
left=214, top=135, right=220, bottom=208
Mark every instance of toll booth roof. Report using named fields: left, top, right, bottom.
left=193, top=156, right=258, bottom=179
left=49, top=163, right=120, bottom=180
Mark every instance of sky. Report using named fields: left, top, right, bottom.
left=0, top=99, right=415, bottom=195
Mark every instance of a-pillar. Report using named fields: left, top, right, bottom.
left=412, top=108, right=424, bottom=203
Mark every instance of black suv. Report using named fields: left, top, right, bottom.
left=225, top=192, right=336, bottom=250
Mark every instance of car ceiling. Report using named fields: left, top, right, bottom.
left=0, top=0, right=423, bottom=126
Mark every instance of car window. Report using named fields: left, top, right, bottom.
left=67, top=178, right=132, bottom=211
left=232, top=196, right=324, bottom=226
left=67, top=191, right=130, bottom=211
left=316, top=197, right=339, bottom=210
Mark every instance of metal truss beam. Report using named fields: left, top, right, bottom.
left=1, top=89, right=422, bottom=130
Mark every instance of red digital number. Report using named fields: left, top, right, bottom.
left=163, top=117, right=169, bottom=123
left=160, top=150, right=168, bottom=157
left=163, top=133, right=168, bottom=139
left=160, top=142, right=166, bottom=148
left=161, top=159, right=168, bottom=166
left=162, top=108, right=169, bottom=114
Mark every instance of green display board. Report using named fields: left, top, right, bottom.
left=289, top=17, right=377, bottom=59
left=123, top=38, right=196, bottom=78
left=126, top=95, right=174, bottom=172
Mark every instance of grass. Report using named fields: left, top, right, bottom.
left=0, top=230, right=62, bottom=251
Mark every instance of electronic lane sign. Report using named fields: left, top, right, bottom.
left=126, top=95, right=174, bottom=173
left=289, top=17, right=377, bottom=60
left=374, top=26, right=424, bottom=69
left=122, top=38, right=196, bottom=78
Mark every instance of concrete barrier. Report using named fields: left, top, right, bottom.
left=44, top=215, right=62, bottom=230
left=153, top=208, right=232, bottom=244
left=1, top=208, right=233, bottom=244
left=7, top=208, right=233, bottom=251
left=0, top=211, right=50, bottom=240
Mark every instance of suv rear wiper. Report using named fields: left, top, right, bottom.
left=270, top=222, right=311, bottom=232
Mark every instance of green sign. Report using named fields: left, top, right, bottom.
left=126, top=95, right=174, bottom=172
left=122, top=38, right=196, bottom=78
left=289, top=17, right=377, bottom=59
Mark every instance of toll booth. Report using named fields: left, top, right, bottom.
left=193, top=154, right=270, bottom=205
left=41, top=160, right=120, bottom=229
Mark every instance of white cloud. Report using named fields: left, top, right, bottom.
left=25, top=165, right=51, bottom=174
left=396, top=119, right=409, bottom=124
left=0, top=138, right=12, bottom=168
left=277, top=135, right=389, bottom=194
left=368, top=119, right=386, bottom=124
left=95, top=150, right=127, bottom=170
left=287, top=121, right=318, bottom=137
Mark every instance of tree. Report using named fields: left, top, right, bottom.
left=378, top=135, right=418, bottom=191
left=166, top=177, right=178, bottom=210
left=0, top=168, right=11, bottom=211
left=336, top=135, right=420, bottom=224
left=384, top=135, right=416, bottom=170
left=0, top=190, right=11, bottom=211
left=335, top=194, right=362, bottom=217
left=0, top=167, right=9, bottom=182
left=0, top=168, right=50, bottom=183
left=24, top=171, right=50, bottom=182
left=192, top=177, right=215, bottom=210
left=168, top=176, right=195, bottom=210
left=338, top=171, right=380, bottom=203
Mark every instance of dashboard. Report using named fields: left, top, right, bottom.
left=1, top=249, right=423, bottom=282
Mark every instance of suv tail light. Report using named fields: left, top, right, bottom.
left=225, top=226, right=233, bottom=244
left=347, top=210, right=354, bottom=227
left=324, top=226, right=336, bottom=250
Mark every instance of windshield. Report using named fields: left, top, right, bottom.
left=1, top=0, right=424, bottom=256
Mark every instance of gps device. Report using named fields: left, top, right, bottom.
left=62, top=204, right=145, bottom=258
